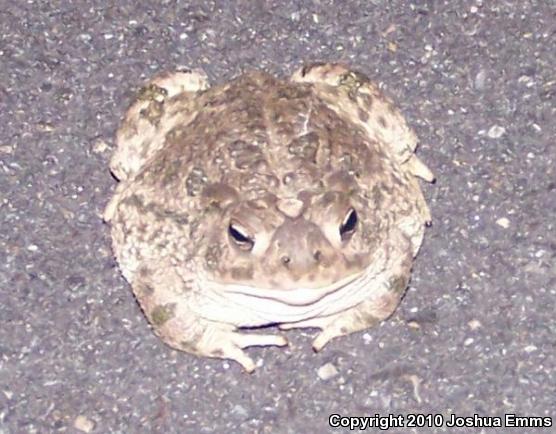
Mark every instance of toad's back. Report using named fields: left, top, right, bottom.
left=136, top=71, right=392, bottom=202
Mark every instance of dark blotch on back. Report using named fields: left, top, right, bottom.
left=388, top=275, right=409, bottom=294
left=287, top=132, right=320, bottom=162
left=150, top=303, right=176, bottom=326
left=185, top=167, right=208, bottom=196
left=358, top=107, right=369, bottom=123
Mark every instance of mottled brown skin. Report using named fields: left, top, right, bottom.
left=104, top=63, right=434, bottom=372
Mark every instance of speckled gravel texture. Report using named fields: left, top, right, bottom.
left=1, top=1, right=555, bottom=433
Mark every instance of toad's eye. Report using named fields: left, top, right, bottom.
left=339, top=208, right=358, bottom=241
left=228, top=222, right=255, bottom=251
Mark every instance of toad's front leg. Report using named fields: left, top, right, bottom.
left=132, top=265, right=288, bottom=372
left=280, top=289, right=401, bottom=351
left=279, top=246, right=411, bottom=352
left=156, top=314, right=288, bottom=373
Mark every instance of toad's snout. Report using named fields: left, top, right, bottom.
left=267, top=219, right=337, bottom=276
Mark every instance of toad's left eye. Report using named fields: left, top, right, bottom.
left=339, top=208, right=358, bottom=241
left=228, top=221, right=255, bottom=251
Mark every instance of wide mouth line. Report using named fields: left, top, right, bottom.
left=208, top=270, right=365, bottom=306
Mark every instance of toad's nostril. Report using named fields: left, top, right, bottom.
left=281, top=256, right=291, bottom=265
left=313, top=250, right=322, bottom=261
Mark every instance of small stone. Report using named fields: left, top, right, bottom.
left=317, top=362, right=339, bottom=380
left=0, top=144, right=14, bottom=154
left=404, top=374, right=423, bottom=403
left=407, top=320, right=421, bottom=330
left=231, top=404, right=249, bottom=417
left=496, top=217, right=510, bottom=229
left=92, top=139, right=109, bottom=154
left=37, top=121, right=55, bottom=132
left=468, top=319, right=482, bottom=330
left=464, top=338, right=474, bottom=346
left=487, top=125, right=506, bottom=138
left=27, top=244, right=39, bottom=252
left=524, top=345, right=537, bottom=353
left=79, top=33, right=92, bottom=42
left=474, top=69, right=487, bottom=90
left=74, top=415, right=95, bottom=433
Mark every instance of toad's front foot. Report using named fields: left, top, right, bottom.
left=212, top=329, right=289, bottom=372
left=158, top=317, right=288, bottom=373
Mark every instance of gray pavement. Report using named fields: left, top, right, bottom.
left=1, top=1, right=555, bottom=433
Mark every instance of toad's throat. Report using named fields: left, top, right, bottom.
left=220, top=270, right=365, bottom=306
left=200, top=264, right=384, bottom=325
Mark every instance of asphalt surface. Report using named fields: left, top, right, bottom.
left=1, top=1, right=555, bottom=433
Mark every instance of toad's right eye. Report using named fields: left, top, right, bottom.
left=228, top=222, right=255, bottom=251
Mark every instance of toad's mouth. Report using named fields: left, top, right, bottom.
left=198, top=263, right=386, bottom=325
left=220, top=270, right=366, bottom=306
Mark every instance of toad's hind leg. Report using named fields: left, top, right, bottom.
left=110, top=68, right=209, bottom=181
left=132, top=264, right=287, bottom=373
left=292, top=63, right=434, bottom=182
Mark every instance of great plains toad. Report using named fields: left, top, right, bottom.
left=104, top=63, right=434, bottom=372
